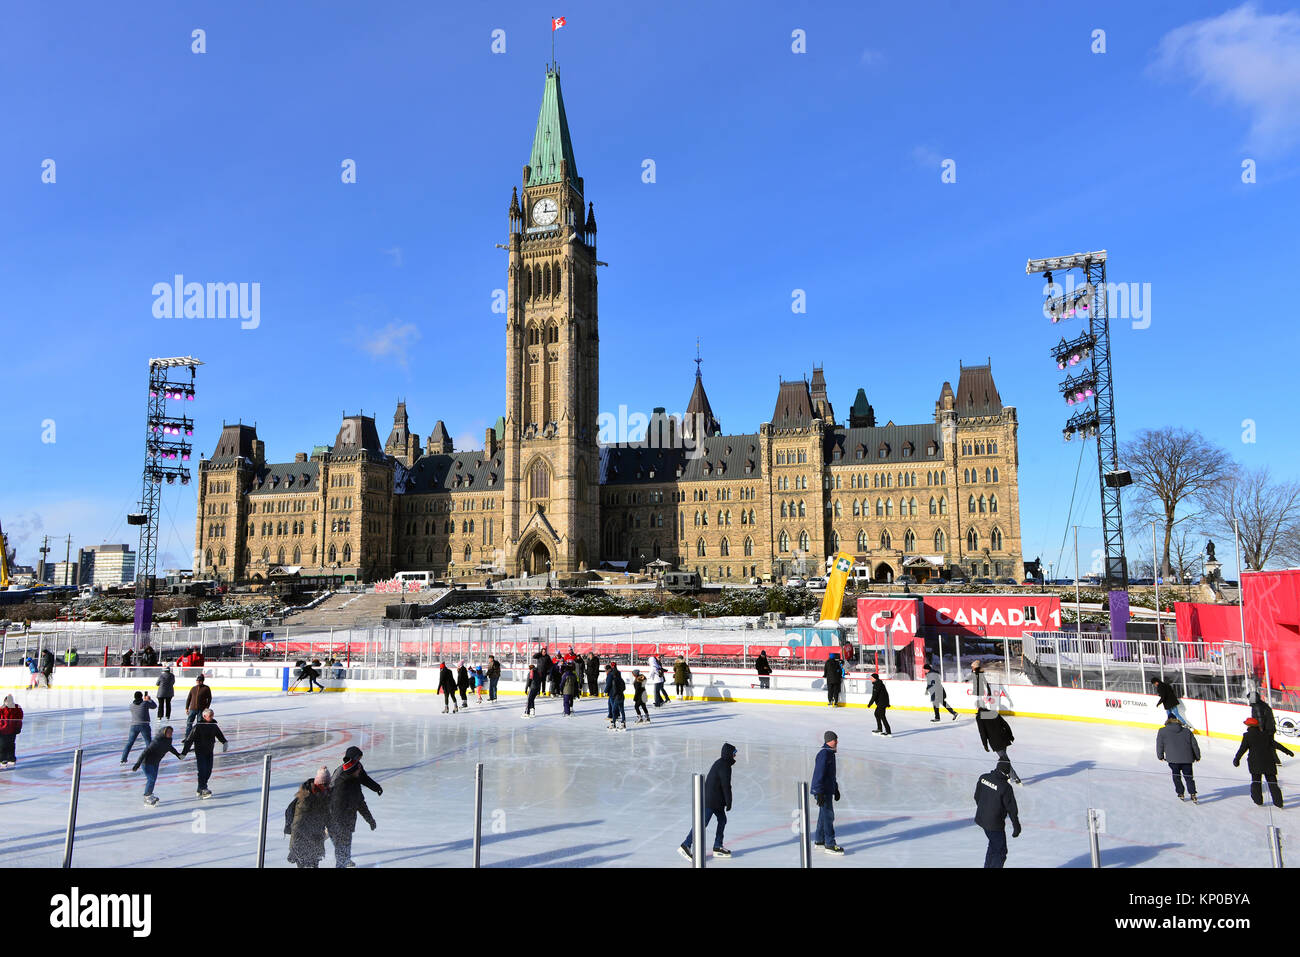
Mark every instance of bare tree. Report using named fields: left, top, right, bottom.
left=1169, top=526, right=1201, bottom=582
left=1121, top=428, right=1233, bottom=579
left=1200, top=466, right=1300, bottom=571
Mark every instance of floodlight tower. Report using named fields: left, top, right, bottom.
left=131, top=358, right=202, bottom=614
left=1026, top=251, right=1130, bottom=591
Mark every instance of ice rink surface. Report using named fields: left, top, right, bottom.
left=0, top=687, right=1291, bottom=868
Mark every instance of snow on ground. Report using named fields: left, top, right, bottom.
left=0, top=688, right=1289, bottom=868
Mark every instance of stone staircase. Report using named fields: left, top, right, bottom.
left=285, top=592, right=393, bottom=628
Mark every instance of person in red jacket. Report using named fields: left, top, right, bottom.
left=0, top=695, right=23, bottom=768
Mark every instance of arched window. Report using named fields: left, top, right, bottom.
left=720, top=537, right=730, bottom=557
left=934, top=529, right=946, bottom=551
left=985, top=467, right=992, bottom=483
left=292, top=546, right=301, bottom=564
left=991, top=527, right=1003, bottom=550
left=426, top=546, right=434, bottom=562
left=876, top=498, right=884, bottom=517
left=989, top=494, right=998, bottom=513
left=697, top=538, right=707, bottom=557
left=343, top=543, right=352, bottom=563
left=929, top=497, right=937, bottom=516
left=993, top=467, right=999, bottom=483
left=852, top=499, right=860, bottom=516
left=445, top=546, right=452, bottom=563
left=904, top=529, right=916, bottom=551
left=939, top=496, right=948, bottom=515
left=261, top=547, right=269, bottom=563
left=778, top=531, right=790, bottom=552
left=205, top=549, right=213, bottom=568
left=909, top=497, right=917, bottom=516
left=968, top=495, right=976, bottom=514
left=880, top=530, right=892, bottom=549
left=857, top=530, right=868, bottom=551
left=798, top=500, right=806, bottom=517
left=529, top=460, right=551, bottom=500
left=833, top=500, right=842, bottom=518
left=885, top=499, right=893, bottom=517
left=830, top=530, right=840, bottom=551
left=979, top=495, right=987, bottom=513
left=795, top=530, right=807, bottom=552
left=779, top=502, right=787, bottom=518
left=748, top=508, right=755, bottom=525
left=219, top=548, right=227, bottom=567
left=464, top=545, right=472, bottom=562
left=743, top=536, right=753, bottom=557
left=967, top=528, right=979, bottom=551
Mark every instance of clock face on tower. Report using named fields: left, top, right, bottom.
left=531, top=197, right=559, bottom=226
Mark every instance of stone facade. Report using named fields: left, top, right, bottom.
left=193, top=67, right=1023, bottom=586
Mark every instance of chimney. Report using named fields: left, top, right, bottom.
left=295, top=453, right=307, bottom=463
left=485, top=427, right=498, bottom=457
left=253, top=440, right=266, bottom=467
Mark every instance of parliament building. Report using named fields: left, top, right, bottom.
left=194, top=68, right=1023, bottom=586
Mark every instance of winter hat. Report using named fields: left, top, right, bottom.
left=314, top=766, right=331, bottom=786
left=824, top=731, right=838, bottom=743
left=133, top=691, right=143, bottom=703
left=1245, top=717, right=1260, bottom=726
left=3, top=695, right=14, bottom=707
left=870, top=673, right=880, bottom=679
left=343, top=746, right=363, bottom=763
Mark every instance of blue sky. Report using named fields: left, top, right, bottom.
left=3, top=0, right=1298, bottom=576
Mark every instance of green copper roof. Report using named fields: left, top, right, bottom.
left=527, top=68, right=578, bottom=189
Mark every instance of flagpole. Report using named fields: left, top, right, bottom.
left=552, top=19, right=555, bottom=67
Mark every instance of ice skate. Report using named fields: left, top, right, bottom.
left=442, top=707, right=449, bottom=714
left=1190, top=794, right=1198, bottom=804
left=619, top=721, right=627, bottom=730
left=823, top=844, right=844, bottom=855
left=930, top=717, right=941, bottom=723
left=871, top=729, right=881, bottom=735
left=677, top=845, right=692, bottom=862
left=607, top=720, right=616, bottom=730
left=951, top=712, right=959, bottom=720
left=712, top=847, right=731, bottom=858
left=199, top=789, right=213, bottom=799
left=144, top=795, right=160, bottom=807
left=635, top=717, right=644, bottom=724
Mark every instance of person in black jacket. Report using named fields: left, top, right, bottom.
left=180, top=708, right=228, bottom=797
left=437, top=663, right=459, bottom=714
left=585, top=653, right=600, bottom=697
left=486, top=656, right=501, bottom=701
left=868, top=672, right=892, bottom=735
left=822, top=654, right=842, bottom=707
left=456, top=663, right=471, bottom=707
left=1251, top=693, right=1278, bottom=742
left=605, top=663, right=627, bottom=730
left=523, top=664, right=541, bottom=718
left=538, top=651, right=553, bottom=696
left=974, top=760, right=1021, bottom=868
left=330, top=745, right=383, bottom=868
left=1151, top=677, right=1193, bottom=730
left=678, top=743, right=737, bottom=860
left=755, top=650, right=772, bottom=690
left=1234, top=717, right=1293, bottom=808
left=132, top=726, right=182, bottom=806
left=976, top=708, right=1022, bottom=784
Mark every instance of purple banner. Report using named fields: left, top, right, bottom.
left=133, top=598, right=153, bottom=642
left=1108, top=590, right=1129, bottom=646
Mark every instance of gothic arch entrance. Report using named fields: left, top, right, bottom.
left=873, top=562, right=894, bottom=583
left=525, top=540, right=552, bottom=576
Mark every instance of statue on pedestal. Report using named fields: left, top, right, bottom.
left=1206, top=539, right=1216, bottom=562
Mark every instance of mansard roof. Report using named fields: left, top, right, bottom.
left=249, top=461, right=319, bottom=494
left=402, top=450, right=504, bottom=493
left=599, top=434, right=762, bottom=485
left=956, top=363, right=1003, bottom=418
left=825, top=424, right=943, bottom=465
left=770, top=379, right=816, bottom=429
left=209, top=423, right=258, bottom=465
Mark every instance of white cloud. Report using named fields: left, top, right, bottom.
left=911, top=145, right=944, bottom=168
left=359, top=321, right=420, bottom=368
left=1153, top=2, right=1300, bottom=153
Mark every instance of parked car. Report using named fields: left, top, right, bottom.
left=998, top=578, right=1018, bottom=585
left=785, top=577, right=807, bottom=588
left=805, top=576, right=828, bottom=589
left=974, top=577, right=996, bottom=586
left=896, top=575, right=917, bottom=586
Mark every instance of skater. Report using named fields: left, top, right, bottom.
left=487, top=657, right=501, bottom=701
left=1250, top=691, right=1277, bottom=742
left=286, top=767, right=333, bottom=868
left=0, top=695, right=23, bottom=767
left=976, top=707, right=1022, bottom=784
left=330, top=745, right=382, bottom=868
left=810, top=731, right=844, bottom=854
left=184, top=674, right=212, bottom=737
left=868, top=672, right=892, bottom=735
left=1155, top=715, right=1201, bottom=803
left=300, top=659, right=324, bottom=693
left=973, top=760, right=1021, bottom=868
left=586, top=652, right=600, bottom=697
left=155, top=665, right=176, bottom=718
left=1234, top=716, right=1293, bottom=808
left=523, top=662, right=540, bottom=717
left=755, top=649, right=772, bottom=690
left=438, top=663, right=460, bottom=714
left=649, top=653, right=668, bottom=706
left=40, top=648, right=55, bottom=688
left=678, top=743, right=737, bottom=860
left=474, top=664, right=487, bottom=703
left=605, top=662, right=627, bottom=730
left=673, top=656, right=692, bottom=699
left=1151, top=677, right=1193, bottom=731
left=120, top=648, right=134, bottom=667
left=548, top=657, right=563, bottom=697
left=140, top=644, right=158, bottom=667
left=456, top=662, right=471, bottom=707
left=538, top=650, right=553, bottom=696
left=562, top=662, right=579, bottom=716
left=25, top=655, right=44, bottom=689
left=925, top=665, right=958, bottom=721
left=632, top=670, right=651, bottom=724
left=822, top=653, right=842, bottom=707
left=970, top=660, right=993, bottom=708
left=180, top=708, right=228, bottom=797
left=131, top=726, right=182, bottom=806
left=120, top=691, right=156, bottom=764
